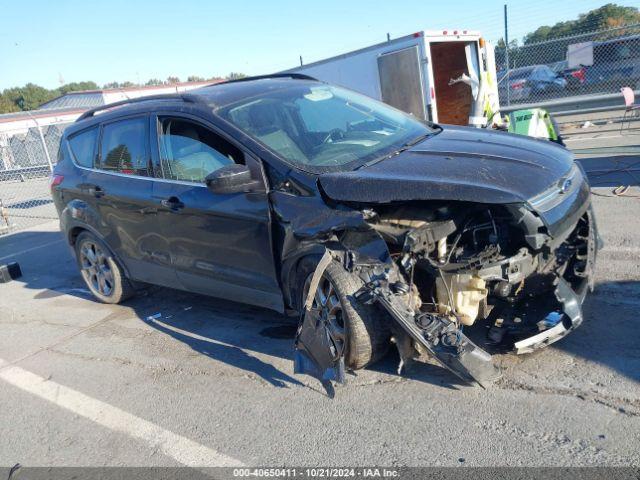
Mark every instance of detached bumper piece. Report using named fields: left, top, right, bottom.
left=294, top=252, right=345, bottom=397
left=357, top=278, right=501, bottom=387
left=0, top=262, right=22, bottom=283
left=513, top=277, right=586, bottom=354
left=514, top=208, right=596, bottom=354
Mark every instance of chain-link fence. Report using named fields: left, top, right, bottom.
left=495, top=23, right=640, bottom=107
left=0, top=119, right=71, bottom=236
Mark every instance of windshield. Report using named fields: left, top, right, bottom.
left=216, top=83, right=435, bottom=172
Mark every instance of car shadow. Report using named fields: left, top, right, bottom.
left=1, top=229, right=468, bottom=390
left=141, top=310, right=303, bottom=389
left=366, top=347, right=468, bottom=390
left=577, top=155, right=640, bottom=188
left=550, top=280, right=640, bottom=384
left=5, top=198, right=54, bottom=209
left=100, top=283, right=310, bottom=389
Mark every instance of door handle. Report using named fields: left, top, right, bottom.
left=87, top=185, right=104, bottom=198
left=160, top=196, right=184, bottom=211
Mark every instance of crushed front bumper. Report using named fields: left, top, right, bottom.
left=294, top=205, right=601, bottom=390
left=513, top=277, right=588, bottom=354
left=514, top=206, right=599, bottom=354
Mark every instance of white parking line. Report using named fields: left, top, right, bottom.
left=0, top=238, right=64, bottom=262
left=0, top=358, right=243, bottom=467
left=564, top=134, right=624, bottom=142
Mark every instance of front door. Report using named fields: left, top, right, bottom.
left=150, top=114, right=283, bottom=311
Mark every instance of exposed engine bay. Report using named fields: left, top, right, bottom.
left=293, top=191, right=598, bottom=389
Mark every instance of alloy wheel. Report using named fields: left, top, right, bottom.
left=79, top=241, right=114, bottom=297
left=307, top=276, right=346, bottom=359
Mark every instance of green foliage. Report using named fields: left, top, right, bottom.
left=58, top=81, right=99, bottom=94
left=0, top=72, right=241, bottom=114
left=523, top=3, right=640, bottom=44
left=496, top=3, right=640, bottom=69
left=226, top=72, right=247, bottom=80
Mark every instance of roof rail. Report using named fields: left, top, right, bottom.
left=215, top=73, right=318, bottom=85
left=76, top=93, right=200, bottom=122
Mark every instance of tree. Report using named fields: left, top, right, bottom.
left=145, top=78, right=164, bottom=86
left=494, top=38, right=520, bottom=70
left=58, top=81, right=99, bottom=95
left=0, top=95, right=19, bottom=114
left=226, top=72, right=247, bottom=80
left=496, top=3, right=640, bottom=69
left=523, top=3, right=640, bottom=44
left=166, top=76, right=181, bottom=84
left=1, top=83, right=57, bottom=111
left=187, top=75, right=205, bottom=82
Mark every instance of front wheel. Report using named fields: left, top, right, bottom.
left=75, top=231, right=135, bottom=304
left=300, top=257, right=390, bottom=370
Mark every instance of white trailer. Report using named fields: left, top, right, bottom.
left=286, top=30, right=501, bottom=127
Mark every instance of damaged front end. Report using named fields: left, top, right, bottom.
left=292, top=166, right=599, bottom=389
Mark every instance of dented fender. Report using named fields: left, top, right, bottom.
left=270, top=190, right=389, bottom=311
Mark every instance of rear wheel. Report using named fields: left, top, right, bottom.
left=75, top=231, right=135, bottom=304
left=300, top=257, right=390, bottom=370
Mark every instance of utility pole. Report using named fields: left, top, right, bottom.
left=504, top=3, right=510, bottom=106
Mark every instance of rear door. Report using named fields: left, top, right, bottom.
left=150, top=113, right=283, bottom=311
left=377, top=46, right=427, bottom=120
left=86, top=114, right=176, bottom=286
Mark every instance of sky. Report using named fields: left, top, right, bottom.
left=1, top=0, right=638, bottom=90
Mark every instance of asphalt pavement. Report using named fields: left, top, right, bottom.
left=0, top=184, right=638, bottom=466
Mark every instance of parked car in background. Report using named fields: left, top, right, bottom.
left=582, top=34, right=640, bottom=90
left=550, top=60, right=586, bottom=90
left=498, top=65, right=567, bottom=102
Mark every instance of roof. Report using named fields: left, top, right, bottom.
left=38, top=92, right=105, bottom=110
left=38, top=81, right=214, bottom=110
left=0, top=107, right=87, bottom=124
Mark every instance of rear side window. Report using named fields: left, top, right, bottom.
left=68, top=127, right=98, bottom=168
left=99, top=117, right=149, bottom=176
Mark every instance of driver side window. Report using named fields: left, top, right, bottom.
left=158, top=117, right=242, bottom=183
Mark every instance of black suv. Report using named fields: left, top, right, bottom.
left=52, top=75, right=598, bottom=387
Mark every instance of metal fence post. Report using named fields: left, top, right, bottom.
left=27, top=114, right=54, bottom=173
left=504, top=3, right=510, bottom=107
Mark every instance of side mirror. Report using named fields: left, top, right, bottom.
left=205, top=164, right=260, bottom=194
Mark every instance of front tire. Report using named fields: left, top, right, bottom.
left=300, top=257, right=390, bottom=370
left=75, top=231, right=135, bottom=304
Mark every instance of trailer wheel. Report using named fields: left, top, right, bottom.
left=299, top=256, right=390, bottom=370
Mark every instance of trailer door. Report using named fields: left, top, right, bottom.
left=377, top=46, right=426, bottom=120
left=465, top=42, right=481, bottom=100
left=482, top=41, right=502, bottom=126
